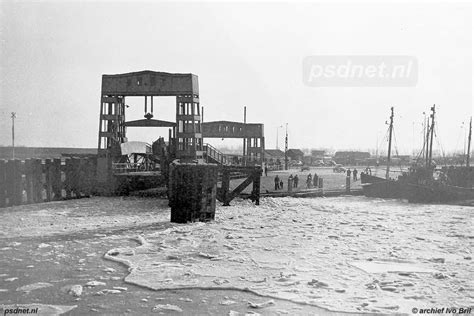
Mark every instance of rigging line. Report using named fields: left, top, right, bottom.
left=378, top=128, right=390, bottom=156
left=391, top=126, right=403, bottom=172
left=434, top=125, right=448, bottom=167
left=414, top=132, right=425, bottom=163
left=416, top=121, right=426, bottom=156
left=416, top=118, right=429, bottom=163
left=453, top=124, right=465, bottom=154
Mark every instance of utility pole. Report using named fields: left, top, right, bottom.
left=276, top=125, right=282, bottom=149
left=428, top=105, right=436, bottom=169
left=385, top=107, right=394, bottom=180
left=462, top=122, right=466, bottom=160
left=11, top=112, right=16, bottom=159
left=424, top=114, right=430, bottom=166
left=421, top=112, right=426, bottom=162
left=284, top=123, right=288, bottom=170
left=467, top=117, right=472, bottom=167
left=243, top=106, right=246, bottom=165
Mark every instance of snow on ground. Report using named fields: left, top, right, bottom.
left=105, top=196, right=474, bottom=314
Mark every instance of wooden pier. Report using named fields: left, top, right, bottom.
left=217, top=165, right=262, bottom=206
left=0, top=157, right=96, bottom=208
left=243, top=188, right=363, bottom=199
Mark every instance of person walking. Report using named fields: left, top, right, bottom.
left=346, top=169, right=351, bottom=178
left=280, top=179, right=284, bottom=190
left=264, top=166, right=268, bottom=177
left=313, top=173, right=319, bottom=188
left=274, top=175, right=280, bottom=190
left=307, top=173, right=312, bottom=189
left=353, top=169, right=358, bottom=181
left=294, top=175, right=299, bottom=188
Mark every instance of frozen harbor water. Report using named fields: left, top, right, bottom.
left=106, top=197, right=473, bottom=314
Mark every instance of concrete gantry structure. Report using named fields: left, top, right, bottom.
left=97, top=70, right=202, bottom=186
left=96, top=70, right=262, bottom=214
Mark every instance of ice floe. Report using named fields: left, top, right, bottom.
left=105, top=196, right=474, bottom=314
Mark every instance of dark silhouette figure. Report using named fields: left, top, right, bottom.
left=307, top=173, right=312, bottom=189
left=274, top=175, right=280, bottom=190
left=365, top=166, right=372, bottom=175
left=313, top=173, right=319, bottom=188
left=294, top=175, right=299, bottom=188
left=353, top=169, right=358, bottom=181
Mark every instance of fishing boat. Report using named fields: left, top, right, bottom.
left=404, top=107, right=474, bottom=204
left=360, top=107, right=403, bottom=198
left=362, top=105, right=474, bottom=204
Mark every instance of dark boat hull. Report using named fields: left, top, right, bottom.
left=361, top=172, right=474, bottom=204
left=361, top=181, right=403, bottom=199
left=360, top=173, right=404, bottom=199
left=406, top=183, right=474, bottom=204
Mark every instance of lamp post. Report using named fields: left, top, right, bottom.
left=276, top=125, right=283, bottom=149
left=284, top=123, right=288, bottom=170
left=11, top=112, right=16, bottom=159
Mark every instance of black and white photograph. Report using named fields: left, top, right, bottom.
left=0, top=1, right=472, bottom=315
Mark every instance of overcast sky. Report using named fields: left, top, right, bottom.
left=0, top=1, right=472, bottom=155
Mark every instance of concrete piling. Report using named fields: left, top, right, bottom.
left=168, top=162, right=218, bottom=223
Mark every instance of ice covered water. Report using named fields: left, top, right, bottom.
left=105, top=197, right=473, bottom=313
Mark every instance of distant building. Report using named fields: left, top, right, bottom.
left=264, top=149, right=285, bottom=165
left=302, top=155, right=313, bottom=165
left=311, top=150, right=326, bottom=158
left=393, top=155, right=411, bottom=165
left=286, top=149, right=305, bottom=162
left=334, top=151, right=370, bottom=165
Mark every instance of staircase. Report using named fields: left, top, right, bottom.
left=203, top=144, right=254, bottom=181
left=203, top=144, right=229, bottom=165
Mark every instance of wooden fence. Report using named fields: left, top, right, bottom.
left=0, top=157, right=97, bottom=208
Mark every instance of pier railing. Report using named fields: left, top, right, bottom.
left=203, top=144, right=230, bottom=165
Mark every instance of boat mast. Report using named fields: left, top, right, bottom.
left=467, top=117, right=472, bottom=167
left=424, top=115, right=430, bottom=166
left=428, top=105, right=436, bottom=168
left=386, top=107, right=394, bottom=179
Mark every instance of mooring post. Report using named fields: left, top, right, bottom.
left=65, top=159, right=72, bottom=199
left=222, top=168, right=230, bottom=206
left=72, top=158, right=81, bottom=198
left=52, top=158, right=62, bottom=200
left=169, top=163, right=218, bottom=223
left=45, top=159, right=52, bottom=202
left=24, top=159, right=34, bottom=204
left=7, top=159, right=23, bottom=206
left=255, top=168, right=261, bottom=205
left=33, top=159, right=43, bottom=203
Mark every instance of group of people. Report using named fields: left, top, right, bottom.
left=346, top=168, right=359, bottom=181
left=274, top=174, right=302, bottom=190
left=288, top=174, right=299, bottom=188
left=273, top=174, right=286, bottom=190
left=274, top=173, right=321, bottom=190
left=305, top=173, right=319, bottom=189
